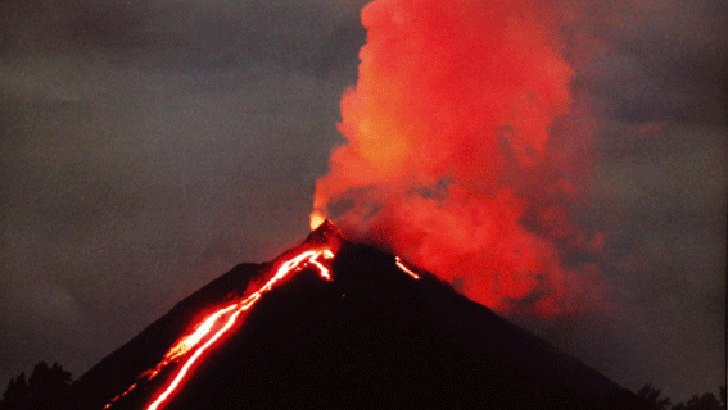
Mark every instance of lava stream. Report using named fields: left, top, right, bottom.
left=395, top=256, right=420, bottom=280
left=103, top=249, right=335, bottom=410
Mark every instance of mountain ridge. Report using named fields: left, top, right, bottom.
left=74, top=221, right=643, bottom=410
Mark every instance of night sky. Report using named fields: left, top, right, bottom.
left=0, top=0, right=725, bottom=403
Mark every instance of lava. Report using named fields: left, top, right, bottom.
left=309, top=211, right=326, bottom=231
left=103, top=248, right=336, bottom=410
left=103, top=244, right=421, bottom=410
left=395, top=256, right=419, bottom=280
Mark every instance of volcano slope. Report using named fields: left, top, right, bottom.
left=74, top=222, right=643, bottom=410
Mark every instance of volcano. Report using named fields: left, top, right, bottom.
left=74, top=221, right=642, bottom=410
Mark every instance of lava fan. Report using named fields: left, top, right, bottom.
left=75, top=221, right=641, bottom=410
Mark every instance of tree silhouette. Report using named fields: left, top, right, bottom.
left=2, top=372, right=30, bottom=410
left=1, top=362, right=74, bottom=410
left=28, top=362, right=73, bottom=410
left=673, top=391, right=723, bottom=410
left=637, top=383, right=672, bottom=410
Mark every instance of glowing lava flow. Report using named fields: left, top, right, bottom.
left=309, top=211, right=326, bottom=230
left=395, top=256, right=420, bottom=280
left=103, top=249, right=335, bottom=410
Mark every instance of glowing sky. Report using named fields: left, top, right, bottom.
left=0, top=0, right=725, bottom=403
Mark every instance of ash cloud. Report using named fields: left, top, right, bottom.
left=313, top=0, right=606, bottom=317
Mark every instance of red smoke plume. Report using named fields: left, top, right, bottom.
left=312, top=0, right=604, bottom=317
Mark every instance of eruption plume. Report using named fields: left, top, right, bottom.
left=312, top=0, right=603, bottom=316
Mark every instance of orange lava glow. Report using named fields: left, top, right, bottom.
left=309, top=211, right=326, bottom=231
left=395, top=256, right=419, bottom=280
left=103, top=249, right=335, bottom=410
left=312, top=0, right=604, bottom=317
left=166, top=305, right=238, bottom=362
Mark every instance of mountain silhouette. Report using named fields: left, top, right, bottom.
left=74, top=221, right=643, bottom=410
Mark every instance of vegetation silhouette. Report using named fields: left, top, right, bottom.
left=638, top=383, right=672, bottom=409
left=672, top=391, right=724, bottom=410
left=1, top=362, right=74, bottom=410
left=635, top=383, right=726, bottom=410
left=2, top=361, right=724, bottom=409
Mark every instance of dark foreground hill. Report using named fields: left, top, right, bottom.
left=74, top=222, right=643, bottom=410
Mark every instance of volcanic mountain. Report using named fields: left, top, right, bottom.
left=74, top=221, right=643, bottom=410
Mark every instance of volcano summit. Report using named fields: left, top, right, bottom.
left=74, top=221, right=642, bottom=410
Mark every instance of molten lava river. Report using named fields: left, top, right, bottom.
left=103, top=247, right=418, bottom=410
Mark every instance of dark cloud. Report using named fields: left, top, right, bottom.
left=584, top=122, right=726, bottom=396
left=566, top=0, right=728, bottom=125
left=0, top=0, right=366, bottom=76
left=312, top=18, right=366, bottom=78
left=0, top=0, right=359, bottom=384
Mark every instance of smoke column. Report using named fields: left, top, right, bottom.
left=312, top=0, right=603, bottom=317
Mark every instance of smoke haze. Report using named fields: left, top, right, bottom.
left=313, top=0, right=605, bottom=317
